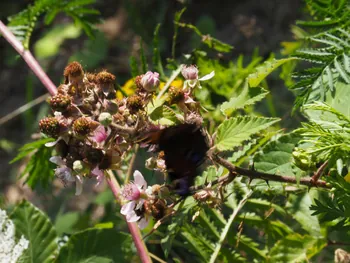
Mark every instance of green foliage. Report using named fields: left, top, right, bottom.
left=254, top=134, right=303, bottom=178
left=7, top=0, right=100, bottom=48
left=10, top=200, right=59, bottom=263
left=247, top=57, right=297, bottom=87
left=11, top=138, right=55, bottom=189
left=216, top=116, right=280, bottom=151
left=220, top=83, right=269, bottom=116
left=57, top=228, right=132, bottom=263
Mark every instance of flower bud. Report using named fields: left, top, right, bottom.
left=140, top=71, right=159, bottom=92
left=182, top=65, right=198, bottom=80
left=64, top=61, right=84, bottom=85
left=50, top=94, right=71, bottom=112
left=39, top=117, right=60, bottom=138
left=292, top=147, right=315, bottom=171
left=98, top=112, right=112, bottom=126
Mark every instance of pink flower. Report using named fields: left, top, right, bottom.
left=141, top=71, right=160, bottom=92
left=182, top=65, right=199, bottom=80
left=120, top=170, right=151, bottom=229
left=91, top=167, right=104, bottom=186
left=92, top=125, right=108, bottom=143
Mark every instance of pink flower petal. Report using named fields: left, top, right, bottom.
left=138, top=217, right=149, bottom=229
left=121, top=201, right=135, bottom=215
left=75, top=175, right=83, bottom=195
left=91, top=167, right=104, bottom=186
left=134, top=170, right=147, bottom=189
left=126, top=210, right=140, bottom=222
left=50, top=156, right=65, bottom=166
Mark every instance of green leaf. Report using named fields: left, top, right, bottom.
left=215, top=116, right=280, bottom=151
left=286, top=192, right=322, bottom=236
left=268, top=234, right=327, bottom=263
left=57, top=228, right=132, bottom=263
left=254, top=134, right=303, bottom=178
left=247, top=58, right=297, bottom=87
left=149, top=105, right=181, bottom=126
left=10, top=137, right=53, bottom=163
left=161, top=198, right=196, bottom=257
left=10, top=200, right=58, bottom=263
left=220, top=84, right=269, bottom=115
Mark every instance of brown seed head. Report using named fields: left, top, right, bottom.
left=168, top=86, right=184, bottom=105
left=126, top=94, right=143, bottom=114
left=73, top=117, right=93, bottom=136
left=134, top=74, right=144, bottom=90
left=96, top=71, right=116, bottom=85
left=39, top=117, right=60, bottom=138
left=64, top=61, right=84, bottom=84
left=50, top=94, right=71, bottom=112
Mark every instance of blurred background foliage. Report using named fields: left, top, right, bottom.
left=5, top=0, right=348, bottom=262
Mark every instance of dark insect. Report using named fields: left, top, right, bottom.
left=142, top=124, right=209, bottom=195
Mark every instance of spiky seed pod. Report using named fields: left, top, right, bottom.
left=168, top=86, right=184, bottom=105
left=39, top=117, right=60, bottom=137
left=126, top=94, right=143, bottom=114
left=50, top=94, right=71, bottom=112
left=134, top=74, right=144, bottom=90
left=73, top=117, right=94, bottom=136
left=63, top=61, right=84, bottom=85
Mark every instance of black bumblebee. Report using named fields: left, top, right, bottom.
left=142, top=124, right=209, bottom=195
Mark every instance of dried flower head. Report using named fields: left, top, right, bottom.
left=64, top=61, right=84, bottom=84
left=126, top=94, right=143, bottom=114
left=168, top=86, right=185, bottom=105
left=73, top=117, right=95, bottom=136
left=134, top=74, right=144, bottom=90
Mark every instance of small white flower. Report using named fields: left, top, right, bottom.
left=0, top=209, right=29, bottom=263
left=182, top=64, right=215, bottom=91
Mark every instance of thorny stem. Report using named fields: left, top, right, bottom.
left=209, top=154, right=331, bottom=189
left=0, top=21, right=57, bottom=96
left=0, top=20, right=151, bottom=263
left=106, top=170, right=152, bottom=263
left=311, top=161, right=329, bottom=185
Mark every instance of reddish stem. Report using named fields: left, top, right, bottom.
left=0, top=21, right=57, bottom=95
left=106, top=173, right=152, bottom=263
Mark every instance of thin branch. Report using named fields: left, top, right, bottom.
left=0, top=93, right=49, bottom=126
left=209, top=190, right=253, bottom=263
left=0, top=21, right=57, bottom=95
left=125, top=144, right=140, bottom=183
left=211, top=154, right=331, bottom=189
left=106, top=170, right=152, bottom=263
left=311, top=161, right=328, bottom=185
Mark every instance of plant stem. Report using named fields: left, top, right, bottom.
left=0, top=21, right=57, bottom=96
left=209, top=154, right=331, bottom=189
left=106, top=170, right=152, bottom=263
left=125, top=144, right=140, bottom=183
left=209, top=190, right=253, bottom=263
left=156, top=66, right=182, bottom=100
